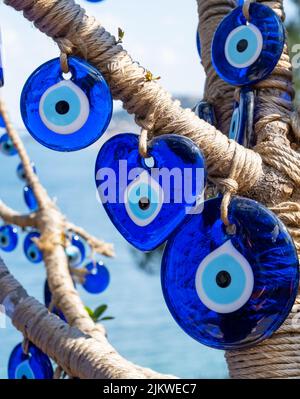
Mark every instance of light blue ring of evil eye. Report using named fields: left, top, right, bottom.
left=41, top=84, right=82, bottom=128
left=225, top=25, right=262, bottom=68
left=127, top=182, right=159, bottom=221
left=15, top=361, right=35, bottom=379
left=200, top=253, right=246, bottom=305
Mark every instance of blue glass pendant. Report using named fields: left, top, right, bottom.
left=0, top=115, right=5, bottom=128
left=44, top=279, right=66, bottom=321
left=23, top=186, right=38, bottom=211
left=83, top=261, right=110, bottom=294
left=196, top=28, right=201, bottom=60
left=24, top=231, right=43, bottom=263
left=20, top=56, right=113, bottom=152
left=161, top=196, right=299, bottom=350
left=0, top=225, right=18, bottom=252
left=212, top=4, right=284, bottom=86
left=194, top=100, right=217, bottom=126
left=17, top=162, right=36, bottom=181
left=228, top=88, right=254, bottom=145
left=8, top=343, right=53, bottom=379
left=65, top=234, right=86, bottom=267
left=95, top=133, right=206, bottom=251
left=0, top=29, right=4, bottom=87
left=0, top=133, right=17, bottom=156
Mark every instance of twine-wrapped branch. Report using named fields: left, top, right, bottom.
left=2, top=0, right=300, bottom=379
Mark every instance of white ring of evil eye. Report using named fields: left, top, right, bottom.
left=195, top=240, right=254, bottom=314
left=225, top=23, right=263, bottom=69
left=39, top=80, right=90, bottom=135
left=124, top=170, right=164, bottom=227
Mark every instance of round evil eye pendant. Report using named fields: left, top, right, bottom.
left=212, top=4, right=285, bottom=86
left=82, top=261, right=110, bottom=294
left=8, top=343, right=53, bottom=379
left=161, top=196, right=299, bottom=350
left=20, top=56, right=113, bottom=152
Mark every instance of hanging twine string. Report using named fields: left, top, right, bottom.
left=138, top=129, right=149, bottom=158
left=242, top=0, right=254, bottom=21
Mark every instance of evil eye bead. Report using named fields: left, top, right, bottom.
left=0, top=115, right=5, bottom=128
left=161, top=196, right=299, bottom=349
left=0, top=133, right=17, bottom=156
left=95, top=133, right=206, bottom=251
left=228, top=88, right=254, bottom=146
left=21, top=57, right=113, bottom=152
left=65, top=235, right=86, bottom=267
left=82, top=261, right=110, bottom=294
left=212, top=4, right=285, bottom=86
left=193, top=100, right=217, bottom=126
left=44, top=279, right=66, bottom=321
left=24, top=231, right=43, bottom=263
left=0, top=225, right=18, bottom=252
left=8, top=343, right=53, bottom=379
left=0, top=28, right=4, bottom=87
left=23, top=186, right=38, bottom=211
left=17, top=162, right=36, bottom=181
left=124, top=171, right=164, bottom=227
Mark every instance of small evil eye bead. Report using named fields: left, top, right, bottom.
left=195, top=240, right=254, bottom=314
left=0, top=28, right=4, bottom=87
left=193, top=100, right=217, bottom=126
left=124, top=171, right=164, bottom=227
left=43, top=279, right=66, bottom=321
left=82, top=261, right=110, bottom=294
left=212, top=4, right=285, bottom=86
left=23, top=231, right=43, bottom=263
left=8, top=343, right=53, bottom=379
left=228, top=88, right=254, bottom=145
left=20, top=56, right=113, bottom=152
left=0, top=133, right=17, bottom=156
left=0, top=115, right=5, bottom=128
left=65, top=234, right=86, bottom=267
left=17, top=162, right=36, bottom=181
left=23, top=186, right=38, bottom=211
left=161, top=196, right=299, bottom=349
left=0, top=225, right=18, bottom=252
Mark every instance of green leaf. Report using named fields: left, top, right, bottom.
left=93, top=304, right=108, bottom=320
left=100, top=316, right=115, bottom=321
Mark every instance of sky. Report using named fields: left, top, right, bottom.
left=0, top=0, right=297, bottom=128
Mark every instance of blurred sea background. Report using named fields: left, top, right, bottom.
left=0, top=0, right=298, bottom=380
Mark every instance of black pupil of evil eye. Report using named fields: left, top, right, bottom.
left=30, top=251, right=37, bottom=259
left=237, top=39, right=248, bottom=53
left=0, top=236, right=7, bottom=245
left=216, top=270, right=232, bottom=288
left=138, top=197, right=151, bottom=210
left=55, top=100, right=70, bottom=115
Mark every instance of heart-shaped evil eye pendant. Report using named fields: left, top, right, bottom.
left=161, top=196, right=299, bottom=350
left=20, top=56, right=113, bottom=152
left=23, top=231, right=43, bottom=263
left=65, top=234, right=86, bottom=267
left=0, top=133, right=17, bottom=156
left=228, top=88, right=254, bottom=146
left=0, top=225, right=18, bottom=252
left=95, top=133, right=206, bottom=251
left=193, top=100, right=217, bottom=126
left=8, top=343, right=53, bottom=379
left=82, top=261, right=110, bottom=294
left=212, top=4, right=285, bottom=86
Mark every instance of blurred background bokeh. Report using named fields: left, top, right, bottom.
left=0, top=0, right=298, bottom=379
